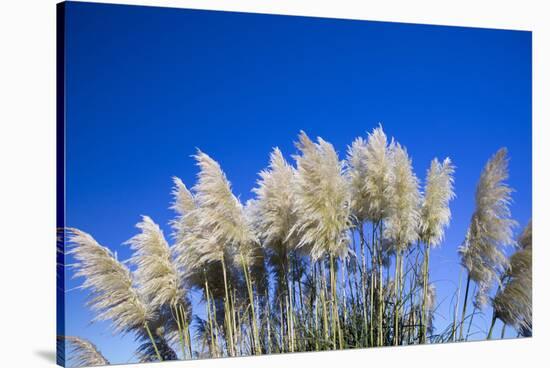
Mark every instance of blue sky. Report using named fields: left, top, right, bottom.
left=62, top=1, right=531, bottom=364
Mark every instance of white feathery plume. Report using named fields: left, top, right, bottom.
left=193, top=151, right=257, bottom=264
left=420, top=158, right=456, bottom=247
left=169, top=177, right=206, bottom=281
left=362, top=125, right=394, bottom=223
left=249, top=149, right=296, bottom=300
left=171, top=177, right=195, bottom=215
left=291, top=131, right=351, bottom=261
left=241, top=199, right=267, bottom=270
left=384, top=143, right=421, bottom=252
left=170, top=177, right=195, bottom=244
left=62, top=336, right=110, bottom=367
left=67, top=228, right=151, bottom=334
left=459, top=148, right=517, bottom=307
left=346, top=137, right=370, bottom=223
left=252, top=147, right=296, bottom=251
left=493, top=220, right=532, bottom=332
left=125, top=216, right=184, bottom=309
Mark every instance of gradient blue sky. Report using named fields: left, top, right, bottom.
left=62, top=1, right=532, bottom=364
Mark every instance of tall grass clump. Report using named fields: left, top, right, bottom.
left=291, top=131, right=351, bottom=349
left=62, top=129, right=530, bottom=366
left=490, top=220, right=532, bottom=338
left=191, top=151, right=261, bottom=356
left=67, top=229, right=161, bottom=360
left=251, top=147, right=298, bottom=353
left=346, top=126, right=394, bottom=347
left=125, top=216, right=192, bottom=358
left=385, top=142, right=421, bottom=345
left=419, top=158, right=455, bottom=342
left=458, top=148, right=517, bottom=340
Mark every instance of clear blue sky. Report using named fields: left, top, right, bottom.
left=62, top=1, right=531, bottom=364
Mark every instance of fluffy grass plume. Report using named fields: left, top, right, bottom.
left=250, top=148, right=297, bottom=292
left=420, top=158, right=456, bottom=247
left=67, top=228, right=151, bottom=334
left=459, top=148, right=517, bottom=307
left=252, top=147, right=296, bottom=252
left=169, top=176, right=208, bottom=287
left=61, top=336, right=110, bottom=367
left=249, top=148, right=297, bottom=319
left=418, top=157, right=454, bottom=343
left=125, top=216, right=184, bottom=309
left=242, top=199, right=268, bottom=271
left=362, top=125, right=394, bottom=223
left=385, top=143, right=421, bottom=251
left=291, top=131, right=351, bottom=260
left=192, top=150, right=257, bottom=264
left=170, top=177, right=196, bottom=245
left=493, top=220, right=532, bottom=334
left=347, top=137, right=370, bottom=223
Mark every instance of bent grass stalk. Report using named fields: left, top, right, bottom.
left=458, top=275, right=471, bottom=341
left=220, top=254, right=236, bottom=356
left=180, top=304, right=193, bottom=358
left=239, top=252, right=262, bottom=355
left=420, top=244, right=430, bottom=343
left=144, top=322, right=162, bottom=361
left=172, top=305, right=187, bottom=358
left=451, top=268, right=463, bottom=342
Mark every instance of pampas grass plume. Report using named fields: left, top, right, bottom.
left=385, top=142, right=420, bottom=251
left=459, top=148, right=517, bottom=307
left=61, top=336, right=110, bottom=367
left=67, top=229, right=151, bottom=334
left=420, top=158, right=455, bottom=246
left=291, top=131, right=351, bottom=261
left=125, top=216, right=183, bottom=309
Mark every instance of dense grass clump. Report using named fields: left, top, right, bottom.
left=61, top=127, right=532, bottom=366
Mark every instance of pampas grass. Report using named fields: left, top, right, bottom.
left=291, top=131, right=351, bottom=349
left=192, top=151, right=255, bottom=262
left=170, top=177, right=210, bottom=290
left=250, top=148, right=299, bottom=353
left=291, top=132, right=351, bottom=261
left=362, top=125, right=394, bottom=346
left=64, top=131, right=530, bottom=364
left=385, top=142, right=421, bottom=344
left=420, top=158, right=455, bottom=247
left=385, top=142, right=420, bottom=252
left=491, top=220, right=532, bottom=337
left=419, top=158, right=455, bottom=342
left=67, top=228, right=163, bottom=360
left=125, top=215, right=194, bottom=357
left=192, top=150, right=261, bottom=355
left=252, top=148, right=296, bottom=249
left=362, top=125, right=394, bottom=223
left=60, top=336, right=110, bottom=367
left=170, top=177, right=196, bottom=247
left=67, top=229, right=152, bottom=334
left=347, top=137, right=371, bottom=223
left=126, top=216, right=183, bottom=309
left=458, top=148, right=517, bottom=340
